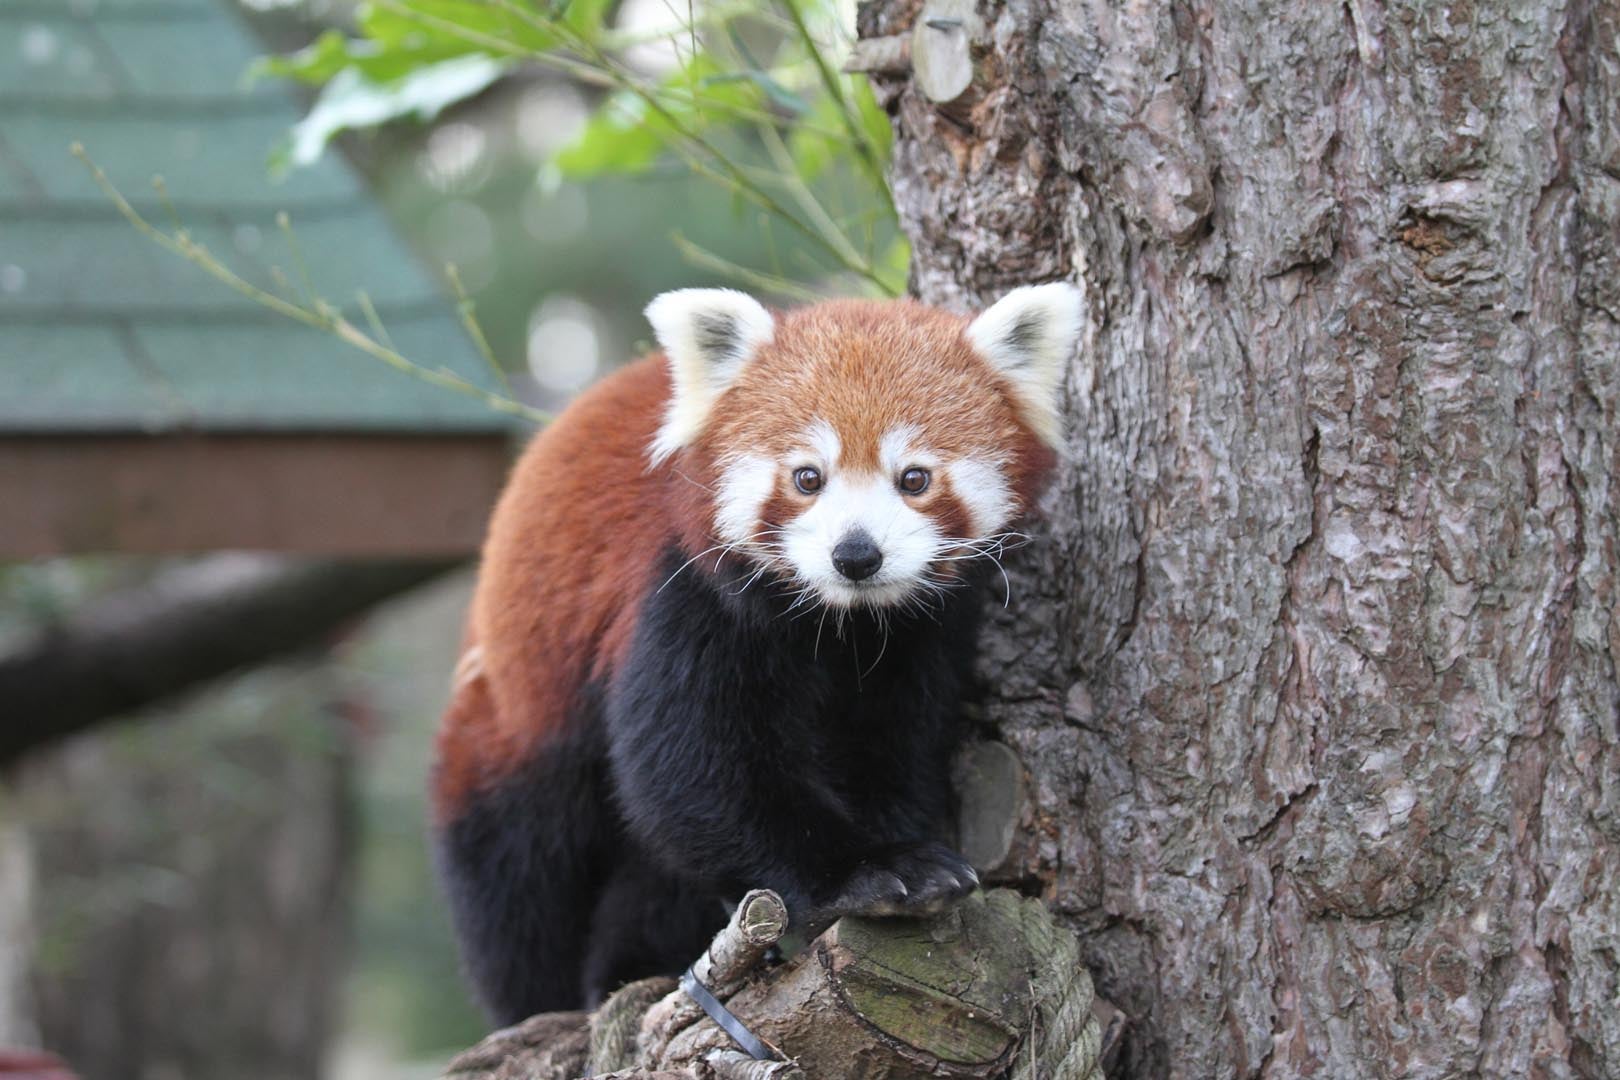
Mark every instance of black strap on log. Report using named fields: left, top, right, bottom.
left=680, top=967, right=776, bottom=1061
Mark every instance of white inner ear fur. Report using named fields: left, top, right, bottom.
left=965, top=282, right=1083, bottom=448
left=645, top=288, right=774, bottom=465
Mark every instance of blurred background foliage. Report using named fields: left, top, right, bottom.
left=240, top=0, right=904, bottom=414
left=7, top=563, right=480, bottom=1077
left=5, top=0, right=902, bottom=1075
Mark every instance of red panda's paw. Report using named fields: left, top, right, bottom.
left=826, top=841, right=979, bottom=919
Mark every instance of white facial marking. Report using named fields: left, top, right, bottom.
left=878, top=424, right=926, bottom=475
left=780, top=471, right=941, bottom=609
left=713, top=454, right=776, bottom=548
left=948, top=457, right=1016, bottom=536
left=801, top=419, right=841, bottom=468
left=718, top=423, right=1013, bottom=610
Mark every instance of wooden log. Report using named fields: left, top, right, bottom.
left=443, top=890, right=1106, bottom=1080
left=441, top=1011, right=592, bottom=1080
left=637, top=889, right=790, bottom=1067
left=659, top=891, right=1100, bottom=1079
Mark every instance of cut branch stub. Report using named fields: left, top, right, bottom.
left=843, top=0, right=984, bottom=103
left=910, top=0, right=983, bottom=103
left=639, top=889, right=789, bottom=1065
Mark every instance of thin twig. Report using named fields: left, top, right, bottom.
left=276, top=210, right=319, bottom=307
left=355, top=290, right=399, bottom=353
left=446, top=262, right=514, bottom=397
left=779, top=0, right=890, bottom=204
left=670, top=232, right=825, bottom=300
left=71, top=144, right=550, bottom=426
left=753, top=123, right=868, bottom=270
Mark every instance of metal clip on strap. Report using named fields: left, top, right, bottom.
left=680, top=967, right=776, bottom=1061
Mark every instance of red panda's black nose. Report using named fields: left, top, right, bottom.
left=832, top=533, right=883, bottom=581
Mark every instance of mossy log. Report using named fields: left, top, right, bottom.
left=443, top=889, right=1114, bottom=1080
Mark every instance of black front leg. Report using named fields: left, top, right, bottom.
left=606, top=675, right=956, bottom=922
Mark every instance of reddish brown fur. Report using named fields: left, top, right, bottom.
left=432, top=299, right=1054, bottom=819
left=432, top=358, right=696, bottom=820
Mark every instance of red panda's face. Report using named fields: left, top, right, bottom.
left=645, top=286, right=1082, bottom=611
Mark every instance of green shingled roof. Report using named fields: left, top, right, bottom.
left=0, top=0, right=516, bottom=434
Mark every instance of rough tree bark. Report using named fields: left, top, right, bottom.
left=858, top=0, right=1619, bottom=1076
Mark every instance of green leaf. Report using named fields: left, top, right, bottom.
left=552, top=91, right=665, bottom=177
left=877, top=234, right=910, bottom=294
left=254, top=0, right=616, bottom=95
left=355, top=0, right=614, bottom=54
left=357, top=0, right=555, bottom=51
left=785, top=76, right=892, bottom=184
left=280, top=55, right=509, bottom=170
left=710, top=70, right=809, bottom=114
left=552, top=54, right=767, bottom=179
left=553, top=0, right=616, bottom=37
left=786, top=93, right=844, bottom=182
left=253, top=33, right=469, bottom=89
left=249, top=29, right=359, bottom=85
left=851, top=77, right=892, bottom=160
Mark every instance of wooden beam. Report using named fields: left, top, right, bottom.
left=0, top=433, right=514, bottom=558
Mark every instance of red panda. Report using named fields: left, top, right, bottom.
left=433, top=284, right=1082, bottom=1023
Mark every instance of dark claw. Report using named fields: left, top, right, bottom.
left=825, top=842, right=979, bottom=919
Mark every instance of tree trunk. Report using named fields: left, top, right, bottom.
left=859, top=1, right=1620, bottom=1076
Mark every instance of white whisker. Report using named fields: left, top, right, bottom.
left=657, top=542, right=726, bottom=594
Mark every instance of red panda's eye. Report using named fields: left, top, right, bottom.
left=899, top=468, right=930, bottom=495
left=793, top=467, right=823, bottom=495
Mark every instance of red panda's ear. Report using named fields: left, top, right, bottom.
left=965, top=282, right=1083, bottom=448
left=644, top=289, right=775, bottom=465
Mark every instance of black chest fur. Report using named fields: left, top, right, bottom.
left=609, top=546, right=984, bottom=824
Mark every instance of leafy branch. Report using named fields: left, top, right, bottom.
left=778, top=0, right=889, bottom=203
left=262, top=0, right=904, bottom=296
